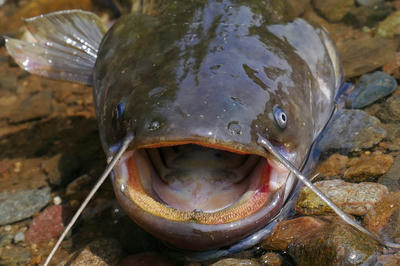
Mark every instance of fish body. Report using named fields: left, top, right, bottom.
left=5, top=0, right=343, bottom=254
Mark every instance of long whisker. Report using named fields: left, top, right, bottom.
left=44, top=133, right=134, bottom=266
left=257, top=134, right=400, bottom=249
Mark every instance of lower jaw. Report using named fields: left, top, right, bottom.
left=112, top=147, right=290, bottom=250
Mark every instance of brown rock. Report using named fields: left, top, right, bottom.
left=259, top=252, right=283, bottom=266
left=211, top=258, right=260, bottom=266
left=58, top=238, right=123, bottom=266
left=377, top=10, right=400, bottom=38
left=312, top=0, right=355, bottom=22
left=314, top=154, right=349, bottom=179
left=383, top=53, right=400, bottom=79
left=375, top=252, right=400, bottom=266
left=365, top=191, right=400, bottom=237
left=296, top=179, right=388, bottom=216
left=338, top=36, right=398, bottom=78
left=261, top=216, right=327, bottom=250
left=344, top=153, right=393, bottom=182
left=378, top=154, right=400, bottom=191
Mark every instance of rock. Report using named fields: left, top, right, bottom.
left=258, top=252, right=283, bottom=266
left=338, top=36, right=397, bottom=78
left=346, top=71, right=397, bottom=109
left=356, top=0, right=383, bottom=6
left=9, top=89, right=53, bottom=123
left=261, top=216, right=327, bottom=250
left=375, top=253, right=400, bottom=266
left=344, top=3, right=391, bottom=28
left=364, top=191, right=400, bottom=242
left=317, top=109, right=386, bottom=153
left=312, top=0, right=354, bottom=22
left=0, top=246, right=32, bottom=265
left=314, top=154, right=349, bottom=180
left=65, top=174, right=93, bottom=196
left=296, top=179, right=388, bottom=216
left=120, top=252, right=173, bottom=266
left=383, top=53, right=400, bottom=79
left=376, top=94, right=400, bottom=122
left=41, top=154, right=80, bottom=186
left=26, top=205, right=72, bottom=244
left=58, top=238, right=123, bottom=266
left=344, top=153, right=393, bottom=182
left=378, top=154, right=400, bottom=191
left=377, top=10, right=400, bottom=38
left=287, top=218, right=381, bottom=265
left=0, top=187, right=51, bottom=225
left=211, top=258, right=260, bottom=266
left=13, top=231, right=25, bottom=243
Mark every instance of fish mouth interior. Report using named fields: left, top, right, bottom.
left=114, top=143, right=291, bottom=225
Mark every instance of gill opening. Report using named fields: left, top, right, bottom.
left=44, top=133, right=135, bottom=266
left=257, top=134, right=400, bottom=250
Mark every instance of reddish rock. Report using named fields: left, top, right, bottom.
left=314, top=153, right=349, bottom=179
left=344, top=153, right=393, bottom=182
left=26, top=205, right=72, bottom=244
left=119, top=252, right=173, bottom=266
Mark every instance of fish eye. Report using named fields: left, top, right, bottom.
left=273, top=106, right=287, bottom=129
left=116, top=102, right=125, bottom=119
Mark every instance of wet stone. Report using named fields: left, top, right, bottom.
left=9, top=89, right=53, bottom=123
left=287, top=218, right=381, bottom=265
left=344, top=2, right=391, bottom=28
left=375, top=252, right=400, bottom=265
left=58, top=238, right=123, bottom=266
left=296, top=179, right=388, bottom=216
left=383, top=53, right=400, bottom=79
left=346, top=71, right=397, bottom=109
left=364, top=191, right=400, bottom=242
left=378, top=154, right=400, bottom=191
left=120, top=252, right=173, bottom=266
left=317, top=109, right=386, bottom=153
left=344, top=153, right=393, bottom=182
left=356, top=0, right=383, bottom=6
left=377, top=10, right=400, bottom=38
left=0, top=246, right=31, bottom=265
left=313, top=153, right=349, bottom=180
left=211, top=258, right=260, bottom=266
left=312, top=0, right=354, bottom=22
left=338, top=36, right=397, bottom=78
left=376, top=94, right=400, bottom=123
left=13, top=231, right=25, bottom=243
left=0, top=187, right=50, bottom=225
left=26, top=205, right=72, bottom=244
left=261, top=216, right=327, bottom=251
left=259, top=252, right=283, bottom=266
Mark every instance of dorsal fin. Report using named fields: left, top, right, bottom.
left=4, top=10, right=107, bottom=85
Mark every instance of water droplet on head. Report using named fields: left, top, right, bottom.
left=227, top=121, right=242, bottom=135
left=120, top=184, right=126, bottom=193
left=147, top=120, right=161, bottom=131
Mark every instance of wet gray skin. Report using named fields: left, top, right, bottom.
left=4, top=0, right=343, bottom=254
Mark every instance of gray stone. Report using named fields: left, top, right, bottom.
left=378, top=155, right=400, bottom=192
left=317, top=109, right=386, bottom=153
left=347, top=71, right=397, bottom=109
left=0, top=187, right=51, bottom=225
left=356, top=0, right=383, bottom=6
left=376, top=94, right=400, bottom=123
left=13, top=231, right=25, bottom=243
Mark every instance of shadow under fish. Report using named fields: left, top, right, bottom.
left=5, top=1, right=394, bottom=264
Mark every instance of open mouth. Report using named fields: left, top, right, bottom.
left=113, top=142, right=291, bottom=225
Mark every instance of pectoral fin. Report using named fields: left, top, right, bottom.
left=4, top=10, right=107, bottom=85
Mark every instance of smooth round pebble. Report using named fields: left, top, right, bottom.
left=13, top=232, right=25, bottom=243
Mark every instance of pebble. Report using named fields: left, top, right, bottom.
left=296, top=179, right=388, bottom=216
left=338, top=36, right=397, bottom=78
left=317, top=109, right=386, bottom=153
left=0, top=187, right=51, bottom=226
left=378, top=154, right=400, bottom=192
left=375, top=252, right=400, bottom=265
left=120, top=252, right=173, bottom=266
left=364, top=191, right=400, bottom=241
left=312, top=0, right=354, bottom=22
left=259, top=252, right=284, bottom=266
left=376, top=94, right=400, bottom=123
left=377, top=10, right=400, bottom=38
left=262, top=216, right=327, bottom=250
left=287, top=218, right=381, bottom=265
left=58, top=238, right=123, bottom=266
left=211, top=258, right=260, bottom=266
left=13, top=231, right=25, bottom=243
left=9, top=89, right=53, bottom=123
left=345, top=3, right=391, bottom=28
left=346, top=71, right=397, bottom=109
left=344, top=153, right=393, bottom=182
left=0, top=246, right=32, bottom=265
left=25, top=205, right=72, bottom=244
left=53, top=196, right=62, bottom=205
left=356, top=0, right=383, bottom=6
